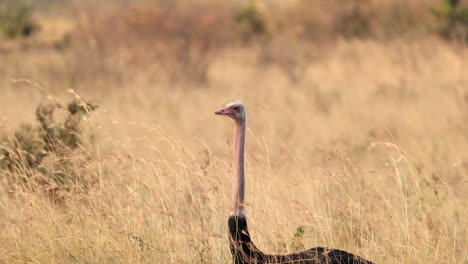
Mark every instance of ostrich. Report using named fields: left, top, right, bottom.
left=215, top=101, right=374, bottom=264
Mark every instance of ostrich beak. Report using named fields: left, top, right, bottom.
left=215, top=108, right=231, bottom=115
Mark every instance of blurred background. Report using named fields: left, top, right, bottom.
left=0, top=0, right=467, bottom=263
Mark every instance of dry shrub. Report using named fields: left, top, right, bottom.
left=431, top=0, right=468, bottom=41
left=0, top=1, right=38, bottom=39
left=233, top=0, right=442, bottom=83
left=69, top=0, right=237, bottom=85
left=278, top=0, right=438, bottom=39
left=0, top=97, right=99, bottom=203
left=52, top=0, right=467, bottom=86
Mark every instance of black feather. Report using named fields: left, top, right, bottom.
left=228, top=215, right=374, bottom=264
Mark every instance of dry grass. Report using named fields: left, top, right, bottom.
left=0, top=2, right=468, bottom=264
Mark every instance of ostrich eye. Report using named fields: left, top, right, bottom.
left=233, top=107, right=240, bottom=111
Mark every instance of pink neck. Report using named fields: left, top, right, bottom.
left=233, top=119, right=246, bottom=215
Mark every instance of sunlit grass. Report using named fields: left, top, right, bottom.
left=0, top=28, right=467, bottom=264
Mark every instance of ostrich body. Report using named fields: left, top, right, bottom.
left=215, top=101, right=374, bottom=264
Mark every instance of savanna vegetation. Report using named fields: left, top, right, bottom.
left=0, top=0, right=467, bottom=263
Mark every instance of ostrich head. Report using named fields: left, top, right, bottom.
left=214, top=101, right=246, bottom=123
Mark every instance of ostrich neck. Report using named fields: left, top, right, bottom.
left=233, top=119, right=246, bottom=216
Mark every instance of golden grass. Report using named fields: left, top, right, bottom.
left=0, top=34, right=467, bottom=263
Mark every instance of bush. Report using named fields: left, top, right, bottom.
left=431, top=0, right=468, bottom=40
left=0, top=98, right=98, bottom=202
left=0, top=2, right=38, bottom=39
left=334, top=2, right=372, bottom=38
left=235, top=2, right=267, bottom=42
left=70, top=1, right=237, bottom=85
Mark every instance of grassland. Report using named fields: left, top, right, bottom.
left=0, top=1, right=467, bottom=263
